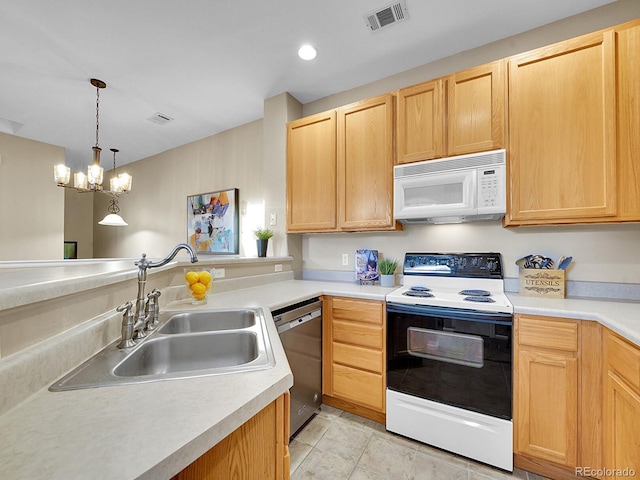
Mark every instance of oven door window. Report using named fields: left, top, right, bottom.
left=407, top=327, right=484, bottom=368
left=387, top=303, right=512, bottom=420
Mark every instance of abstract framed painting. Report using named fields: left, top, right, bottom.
left=187, top=188, right=239, bottom=255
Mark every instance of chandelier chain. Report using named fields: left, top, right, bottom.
left=95, top=83, right=100, bottom=148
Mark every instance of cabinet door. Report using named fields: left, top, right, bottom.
left=603, top=329, right=640, bottom=476
left=614, top=23, right=640, bottom=222
left=604, top=372, right=640, bottom=476
left=447, top=60, right=505, bottom=156
left=337, top=94, right=395, bottom=230
left=507, top=31, right=616, bottom=224
left=286, top=111, right=337, bottom=232
left=516, top=349, right=578, bottom=467
left=396, top=79, right=445, bottom=164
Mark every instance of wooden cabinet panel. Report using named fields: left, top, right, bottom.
left=447, top=60, right=505, bottom=156
left=604, top=328, right=640, bottom=477
left=507, top=31, right=617, bottom=224
left=396, top=79, right=444, bottom=164
left=604, top=371, right=640, bottom=477
left=515, top=316, right=605, bottom=480
left=516, top=349, right=578, bottom=466
left=333, top=320, right=383, bottom=349
left=614, top=22, right=640, bottom=221
left=332, top=363, right=384, bottom=411
left=286, top=111, right=337, bottom=232
left=606, top=331, right=640, bottom=390
left=333, top=341, right=383, bottom=373
left=331, top=297, right=383, bottom=324
left=395, top=60, right=505, bottom=165
left=322, top=296, right=386, bottom=422
left=517, top=316, right=578, bottom=352
left=173, top=393, right=289, bottom=480
left=337, top=94, right=395, bottom=230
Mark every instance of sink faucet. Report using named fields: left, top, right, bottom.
left=117, top=243, right=198, bottom=348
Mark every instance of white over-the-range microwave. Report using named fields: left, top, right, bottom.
left=394, top=149, right=507, bottom=224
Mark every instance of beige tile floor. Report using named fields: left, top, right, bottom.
left=290, top=405, right=549, bottom=480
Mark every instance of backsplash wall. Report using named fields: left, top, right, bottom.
left=302, top=222, right=640, bottom=285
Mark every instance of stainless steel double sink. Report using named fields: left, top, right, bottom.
left=50, top=308, right=276, bottom=391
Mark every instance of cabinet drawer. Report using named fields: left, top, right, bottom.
left=518, top=315, right=578, bottom=352
left=332, top=364, right=384, bottom=411
left=606, top=330, right=640, bottom=390
left=333, top=320, right=383, bottom=350
left=333, top=342, right=383, bottom=374
left=330, top=297, right=383, bottom=325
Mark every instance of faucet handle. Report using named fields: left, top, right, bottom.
left=117, top=301, right=134, bottom=315
left=145, top=289, right=162, bottom=331
left=116, top=301, right=136, bottom=349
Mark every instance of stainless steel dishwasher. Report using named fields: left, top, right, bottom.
left=272, top=297, right=322, bottom=437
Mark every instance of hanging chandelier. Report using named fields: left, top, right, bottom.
left=98, top=149, right=128, bottom=226
left=53, top=78, right=132, bottom=197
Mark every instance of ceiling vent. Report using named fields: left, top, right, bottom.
left=363, top=0, right=409, bottom=32
left=147, top=112, right=174, bottom=125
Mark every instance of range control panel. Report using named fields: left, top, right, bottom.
left=403, top=253, right=504, bottom=279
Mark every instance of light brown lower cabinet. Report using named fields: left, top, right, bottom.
left=322, top=296, right=386, bottom=424
left=172, top=392, right=290, bottom=480
left=514, top=314, right=602, bottom=480
left=603, top=328, right=640, bottom=479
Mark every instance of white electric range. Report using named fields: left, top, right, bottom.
left=385, top=253, right=514, bottom=471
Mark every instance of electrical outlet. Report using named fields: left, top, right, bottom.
left=275, top=264, right=283, bottom=272
left=342, top=254, right=349, bottom=266
left=269, top=213, right=277, bottom=226
left=213, top=268, right=225, bottom=278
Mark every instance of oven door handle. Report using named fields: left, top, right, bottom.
left=386, top=302, right=512, bottom=325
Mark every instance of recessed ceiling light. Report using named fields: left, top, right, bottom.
left=298, top=44, right=317, bottom=61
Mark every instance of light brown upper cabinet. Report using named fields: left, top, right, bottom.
left=396, top=79, right=445, bottom=164
left=286, top=111, right=337, bottom=232
left=286, top=93, right=398, bottom=233
left=506, top=30, right=618, bottom=225
left=612, top=21, right=640, bottom=222
left=396, top=60, right=505, bottom=165
left=337, top=94, right=396, bottom=231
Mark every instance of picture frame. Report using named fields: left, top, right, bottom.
left=63, top=241, right=78, bottom=259
left=187, top=188, right=239, bottom=255
left=355, top=249, right=379, bottom=284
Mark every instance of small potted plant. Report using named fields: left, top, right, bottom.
left=254, top=227, right=274, bottom=257
left=378, top=257, right=399, bottom=287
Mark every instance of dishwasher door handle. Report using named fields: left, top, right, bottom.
left=276, top=309, right=321, bottom=334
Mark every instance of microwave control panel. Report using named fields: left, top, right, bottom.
left=477, top=165, right=505, bottom=213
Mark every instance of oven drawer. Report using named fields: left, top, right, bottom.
left=517, top=315, right=578, bottom=352
left=331, top=297, right=383, bottom=325
left=333, top=342, right=384, bottom=374
left=333, top=364, right=384, bottom=411
left=333, top=320, right=383, bottom=349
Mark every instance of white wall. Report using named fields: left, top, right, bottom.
left=303, top=222, right=640, bottom=283
left=93, top=119, right=265, bottom=259
left=0, top=133, right=65, bottom=261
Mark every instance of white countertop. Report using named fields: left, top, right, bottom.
left=1, top=269, right=639, bottom=480
left=0, top=278, right=393, bottom=480
left=507, top=292, right=640, bottom=347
